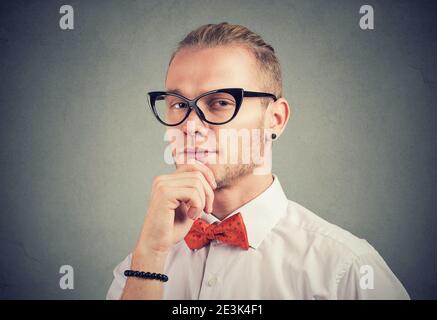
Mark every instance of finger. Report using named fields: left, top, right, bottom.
left=158, top=173, right=214, bottom=213
left=168, top=186, right=204, bottom=220
left=176, top=160, right=217, bottom=190
left=152, top=176, right=205, bottom=213
left=170, top=176, right=210, bottom=213
left=187, top=206, right=201, bottom=220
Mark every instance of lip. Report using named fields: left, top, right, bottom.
left=183, top=147, right=217, bottom=154
left=185, top=150, right=217, bottom=159
left=178, top=148, right=217, bottom=161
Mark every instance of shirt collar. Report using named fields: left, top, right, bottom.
left=200, top=174, right=289, bottom=250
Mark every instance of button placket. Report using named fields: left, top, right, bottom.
left=198, top=242, right=224, bottom=299
left=207, top=275, right=218, bottom=287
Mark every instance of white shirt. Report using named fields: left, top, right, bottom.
left=106, top=175, right=410, bottom=299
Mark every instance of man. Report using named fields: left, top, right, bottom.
left=106, top=22, right=409, bottom=299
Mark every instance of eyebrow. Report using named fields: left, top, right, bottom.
left=166, top=88, right=216, bottom=96
left=166, top=88, right=184, bottom=95
left=166, top=88, right=229, bottom=98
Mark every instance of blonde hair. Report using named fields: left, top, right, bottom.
left=168, top=22, right=283, bottom=103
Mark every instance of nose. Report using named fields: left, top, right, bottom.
left=180, top=105, right=209, bottom=138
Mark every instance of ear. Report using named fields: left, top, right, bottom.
left=264, top=97, right=291, bottom=139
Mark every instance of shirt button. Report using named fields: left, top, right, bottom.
left=207, top=276, right=218, bottom=287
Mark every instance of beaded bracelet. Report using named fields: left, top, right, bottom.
left=124, top=270, right=169, bottom=282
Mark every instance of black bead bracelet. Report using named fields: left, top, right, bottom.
left=124, top=270, right=169, bottom=282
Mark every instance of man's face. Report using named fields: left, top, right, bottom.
left=165, top=45, right=270, bottom=188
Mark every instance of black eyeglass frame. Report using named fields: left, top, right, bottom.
left=147, top=88, right=278, bottom=126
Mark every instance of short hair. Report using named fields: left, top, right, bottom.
left=167, top=22, right=283, bottom=104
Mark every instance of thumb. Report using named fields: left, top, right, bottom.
left=187, top=205, right=202, bottom=220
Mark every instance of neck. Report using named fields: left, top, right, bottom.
left=211, top=173, right=274, bottom=221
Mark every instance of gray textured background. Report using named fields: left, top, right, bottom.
left=0, top=0, right=436, bottom=299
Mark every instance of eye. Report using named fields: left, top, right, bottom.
left=171, top=102, right=188, bottom=109
left=210, top=99, right=234, bottom=109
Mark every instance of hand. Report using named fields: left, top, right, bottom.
left=135, top=160, right=217, bottom=255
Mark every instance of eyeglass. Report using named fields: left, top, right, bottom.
left=147, top=88, right=278, bottom=126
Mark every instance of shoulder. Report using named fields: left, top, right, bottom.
left=276, top=199, right=377, bottom=259
left=273, top=200, right=409, bottom=299
left=270, top=199, right=382, bottom=283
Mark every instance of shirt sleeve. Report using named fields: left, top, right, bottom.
left=106, top=253, right=132, bottom=300
left=336, top=250, right=410, bottom=300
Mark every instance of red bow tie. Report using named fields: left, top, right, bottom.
left=184, top=212, right=249, bottom=250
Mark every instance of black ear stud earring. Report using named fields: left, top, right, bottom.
left=271, top=133, right=277, bottom=140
